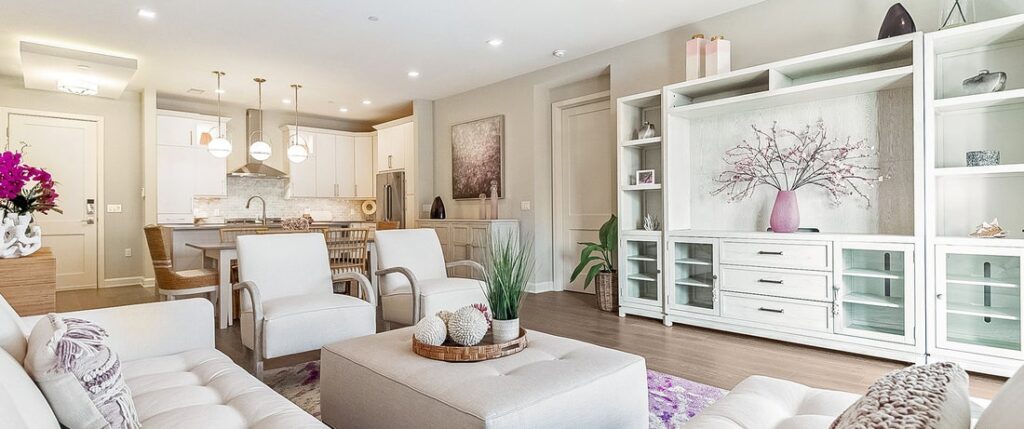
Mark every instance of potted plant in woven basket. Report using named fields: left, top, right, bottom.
left=570, top=215, right=617, bottom=312
left=482, top=232, right=534, bottom=343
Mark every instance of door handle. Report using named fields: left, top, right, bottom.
left=84, top=218, right=95, bottom=225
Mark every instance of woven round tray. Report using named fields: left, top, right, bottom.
left=412, top=328, right=527, bottom=362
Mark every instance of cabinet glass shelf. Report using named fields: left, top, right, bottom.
left=676, top=257, right=712, bottom=266
left=837, top=247, right=909, bottom=341
left=941, top=251, right=1022, bottom=353
left=673, top=241, right=715, bottom=311
left=622, top=238, right=662, bottom=306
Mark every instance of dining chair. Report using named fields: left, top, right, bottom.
left=234, top=232, right=375, bottom=378
left=374, top=228, right=488, bottom=329
left=324, top=228, right=371, bottom=297
left=143, top=225, right=219, bottom=303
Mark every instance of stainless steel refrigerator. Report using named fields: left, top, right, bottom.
left=375, top=171, right=406, bottom=228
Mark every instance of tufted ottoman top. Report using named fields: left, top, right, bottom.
left=321, top=327, right=648, bottom=427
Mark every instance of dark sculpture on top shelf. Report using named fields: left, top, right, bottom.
left=878, top=3, right=916, bottom=39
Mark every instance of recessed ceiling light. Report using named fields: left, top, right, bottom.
left=487, top=39, right=504, bottom=47
left=368, top=16, right=379, bottom=22
left=552, top=49, right=567, bottom=58
left=339, top=107, right=349, bottom=112
left=137, top=9, right=156, bottom=19
left=76, top=64, right=90, bottom=70
left=214, top=88, right=225, bottom=94
left=407, top=70, right=420, bottom=78
left=282, top=99, right=291, bottom=104
left=362, top=99, right=372, bottom=105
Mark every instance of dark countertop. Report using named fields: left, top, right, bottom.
left=162, top=221, right=375, bottom=231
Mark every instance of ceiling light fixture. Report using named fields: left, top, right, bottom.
left=487, top=39, right=504, bottom=47
left=282, top=99, right=291, bottom=104
left=208, top=71, right=232, bottom=158
left=552, top=49, right=567, bottom=58
left=362, top=99, right=372, bottom=105
left=57, top=79, right=98, bottom=96
left=407, top=70, right=420, bottom=78
left=76, top=64, right=90, bottom=70
left=137, top=9, right=156, bottom=19
left=287, top=84, right=308, bottom=163
left=248, top=78, right=273, bottom=161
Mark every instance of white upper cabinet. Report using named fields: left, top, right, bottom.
left=354, top=136, right=374, bottom=198
left=156, top=111, right=229, bottom=222
left=281, top=125, right=375, bottom=199
left=375, top=120, right=413, bottom=173
left=315, top=134, right=337, bottom=198
left=288, top=131, right=318, bottom=198
left=156, top=145, right=196, bottom=215
left=335, top=136, right=356, bottom=198
left=156, top=115, right=196, bottom=147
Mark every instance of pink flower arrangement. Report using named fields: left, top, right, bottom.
left=711, top=120, right=883, bottom=206
left=0, top=150, right=61, bottom=216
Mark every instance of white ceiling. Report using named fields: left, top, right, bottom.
left=0, top=0, right=762, bottom=121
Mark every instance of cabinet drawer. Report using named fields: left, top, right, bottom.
left=721, top=240, right=831, bottom=271
left=721, top=267, right=831, bottom=301
left=722, top=293, right=831, bottom=332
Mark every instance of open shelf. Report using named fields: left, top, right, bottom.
left=676, top=257, right=712, bottom=266
left=676, top=277, right=713, bottom=288
left=622, top=184, right=662, bottom=191
left=844, top=268, right=904, bottom=280
left=934, top=88, right=1024, bottom=113
left=946, top=275, right=1020, bottom=289
left=670, top=67, right=913, bottom=119
left=930, top=14, right=1024, bottom=55
left=622, top=136, right=662, bottom=148
left=844, top=292, right=903, bottom=308
left=934, top=164, right=1024, bottom=177
left=946, top=303, right=1021, bottom=321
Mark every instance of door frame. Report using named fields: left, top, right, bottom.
left=1, top=107, right=106, bottom=289
left=551, top=90, right=611, bottom=292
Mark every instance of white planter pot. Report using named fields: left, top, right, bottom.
left=1, top=213, right=42, bottom=258
left=491, top=318, right=520, bottom=343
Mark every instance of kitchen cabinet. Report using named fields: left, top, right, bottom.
left=417, top=219, right=520, bottom=278
left=354, top=136, right=374, bottom=198
left=335, top=136, right=356, bottom=198
left=376, top=120, right=413, bottom=173
left=157, top=115, right=197, bottom=147
left=282, top=125, right=374, bottom=199
left=288, top=131, right=318, bottom=198
left=315, top=134, right=337, bottom=198
left=156, top=111, right=229, bottom=223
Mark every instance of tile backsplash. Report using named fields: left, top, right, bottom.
left=193, top=177, right=370, bottom=221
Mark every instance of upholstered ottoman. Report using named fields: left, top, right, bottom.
left=320, top=327, right=648, bottom=429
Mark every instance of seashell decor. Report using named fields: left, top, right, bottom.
left=969, top=218, right=1007, bottom=238
left=413, top=315, right=448, bottom=346
left=447, top=306, right=489, bottom=346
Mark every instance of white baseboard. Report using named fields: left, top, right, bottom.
left=101, top=276, right=145, bottom=288
left=142, top=277, right=155, bottom=288
left=526, top=281, right=554, bottom=293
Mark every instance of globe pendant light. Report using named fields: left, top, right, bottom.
left=248, top=78, right=273, bottom=161
left=207, top=71, right=232, bottom=158
left=286, top=84, right=309, bottom=163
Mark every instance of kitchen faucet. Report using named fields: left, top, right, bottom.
left=245, top=195, right=268, bottom=226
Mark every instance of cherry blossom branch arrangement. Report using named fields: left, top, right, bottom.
left=711, top=120, right=884, bottom=206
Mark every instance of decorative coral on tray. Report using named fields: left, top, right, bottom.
left=711, top=120, right=884, bottom=206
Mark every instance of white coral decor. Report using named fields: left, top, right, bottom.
left=447, top=306, right=489, bottom=346
left=413, top=315, right=448, bottom=346
left=435, top=310, right=454, bottom=325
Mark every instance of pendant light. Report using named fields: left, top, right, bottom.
left=248, top=78, right=273, bottom=161
left=207, top=71, right=232, bottom=158
left=286, top=83, right=309, bottom=163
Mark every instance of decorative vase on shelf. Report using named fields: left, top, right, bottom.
left=491, top=318, right=520, bottom=343
left=489, top=180, right=499, bottom=220
left=1, top=213, right=42, bottom=258
left=878, top=3, right=916, bottom=39
left=429, top=196, right=446, bottom=219
left=478, top=194, right=488, bottom=219
left=769, top=190, right=800, bottom=233
left=637, top=122, right=657, bottom=139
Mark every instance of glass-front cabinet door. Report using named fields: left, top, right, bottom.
left=936, top=246, right=1023, bottom=359
left=620, top=236, right=663, bottom=308
left=834, top=243, right=915, bottom=344
left=667, top=237, right=718, bottom=315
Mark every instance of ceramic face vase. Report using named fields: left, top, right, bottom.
left=769, top=191, right=800, bottom=233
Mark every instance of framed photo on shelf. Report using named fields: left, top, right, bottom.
left=636, top=169, right=656, bottom=185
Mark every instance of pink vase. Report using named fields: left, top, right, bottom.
left=770, top=190, right=800, bottom=233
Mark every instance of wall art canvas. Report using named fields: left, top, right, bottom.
left=452, top=115, right=504, bottom=200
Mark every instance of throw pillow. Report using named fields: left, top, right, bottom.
left=24, top=314, right=140, bottom=429
left=830, top=362, right=970, bottom=429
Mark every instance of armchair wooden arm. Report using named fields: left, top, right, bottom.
left=233, top=280, right=265, bottom=378
left=332, top=272, right=376, bottom=307
left=376, top=266, right=422, bottom=322
left=446, top=260, right=486, bottom=279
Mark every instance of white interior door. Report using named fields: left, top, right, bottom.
left=8, top=113, right=99, bottom=290
left=555, top=97, right=614, bottom=293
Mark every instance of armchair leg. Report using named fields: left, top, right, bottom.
left=254, top=359, right=264, bottom=380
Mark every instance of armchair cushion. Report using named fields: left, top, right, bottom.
left=241, top=293, right=375, bottom=359
left=237, top=233, right=334, bottom=312
left=375, top=229, right=449, bottom=296
left=381, top=277, right=488, bottom=326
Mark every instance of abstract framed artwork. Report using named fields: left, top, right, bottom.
left=451, top=115, right=504, bottom=200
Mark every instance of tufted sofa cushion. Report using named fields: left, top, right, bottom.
left=122, top=348, right=324, bottom=428
left=321, top=327, right=649, bottom=429
left=684, top=375, right=860, bottom=429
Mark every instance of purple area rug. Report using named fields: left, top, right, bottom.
left=265, top=362, right=726, bottom=428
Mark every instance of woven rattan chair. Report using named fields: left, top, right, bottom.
left=324, top=228, right=371, bottom=297
left=143, top=225, right=219, bottom=303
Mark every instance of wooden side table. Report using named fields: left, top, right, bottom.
left=0, top=247, right=56, bottom=316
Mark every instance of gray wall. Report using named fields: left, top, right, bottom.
left=429, top=0, right=1024, bottom=288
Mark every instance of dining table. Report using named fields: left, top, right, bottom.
left=186, top=240, right=378, bottom=329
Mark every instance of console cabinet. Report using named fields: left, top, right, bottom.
left=416, top=219, right=520, bottom=278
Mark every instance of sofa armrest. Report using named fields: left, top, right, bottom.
left=22, top=298, right=216, bottom=363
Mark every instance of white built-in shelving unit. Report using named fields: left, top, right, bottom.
left=925, top=14, right=1024, bottom=376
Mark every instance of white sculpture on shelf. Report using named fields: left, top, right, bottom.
left=1, top=214, right=41, bottom=258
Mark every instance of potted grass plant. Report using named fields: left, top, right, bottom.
left=482, top=232, right=534, bottom=343
left=570, top=215, right=617, bottom=312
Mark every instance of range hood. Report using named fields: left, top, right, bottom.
left=228, top=109, right=288, bottom=178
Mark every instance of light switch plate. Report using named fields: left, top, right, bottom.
left=106, top=204, right=122, bottom=213
left=124, top=248, right=132, bottom=257
left=520, top=201, right=531, bottom=211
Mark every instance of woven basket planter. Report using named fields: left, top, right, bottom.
left=595, top=271, right=618, bottom=312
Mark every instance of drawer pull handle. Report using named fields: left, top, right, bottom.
left=757, top=307, right=785, bottom=314
left=758, top=251, right=784, bottom=256
left=758, top=279, right=784, bottom=284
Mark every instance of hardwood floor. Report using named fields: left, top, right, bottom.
left=56, top=286, right=1007, bottom=398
